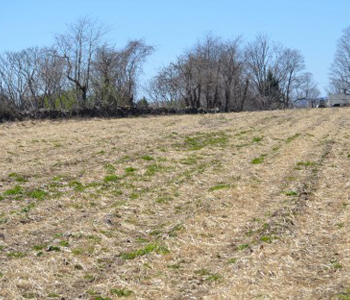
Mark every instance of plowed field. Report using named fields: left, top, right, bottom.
left=1, top=108, right=350, bottom=299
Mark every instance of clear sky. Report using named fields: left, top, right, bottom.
left=0, top=0, right=349, bottom=96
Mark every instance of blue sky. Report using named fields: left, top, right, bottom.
left=0, top=0, right=349, bottom=96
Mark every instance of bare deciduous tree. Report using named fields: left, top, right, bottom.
left=296, top=72, right=320, bottom=99
left=0, top=17, right=316, bottom=115
left=330, top=26, right=350, bottom=94
left=245, top=33, right=273, bottom=108
left=246, top=34, right=305, bottom=109
left=40, top=48, right=67, bottom=110
left=276, top=48, right=305, bottom=108
left=92, top=40, right=154, bottom=108
left=56, top=17, right=106, bottom=107
left=219, top=37, right=249, bottom=111
left=0, top=51, right=31, bottom=110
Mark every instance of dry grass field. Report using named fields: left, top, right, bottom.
left=1, top=108, right=350, bottom=299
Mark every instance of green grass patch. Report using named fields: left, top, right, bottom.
left=286, top=133, right=301, bottom=143
left=149, top=229, right=162, bottom=237
left=8, top=172, right=27, bottom=183
left=93, top=297, right=111, bottom=300
left=68, top=180, right=85, bottom=192
left=253, top=136, right=263, bottom=143
left=337, top=288, right=350, bottom=300
left=83, top=274, right=95, bottom=282
left=22, top=292, right=39, bottom=299
left=228, top=258, right=237, bottom=264
left=21, top=203, right=35, bottom=213
left=47, top=293, right=61, bottom=298
left=251, top=154, right=266, bottom=164
left=208, top=183, right=233, bottom=192
left=259, top=235, right=277, bottom=243
left=110, top=288, right=133, bottom=297
left=167, top=263, right=181, bottom=269
left=103, top=175, right=121, bottom=182
left=3, top=185, right=23, bottom=196
left=47, top=246, right=61, bottom=252
left=237, top=244, right=249, bottom=251
left=104, top=164, right=116, bottom=173
left=168, top=224, right=185, bottom=237
left=141, top=155, right=154, bottom=161
left=194, top=268, right=223, bottom=282
left=72, top=248, right=84, bottom=255
left=283, top=190, right=298, bottom=196
left=180, top=131, right=229, bottom=151
left=145, top=163, right=166, bottom=176
left=71, top=245, right=94, bottom=255
left=52, top=175, right=64, bottom=182
left=125, top=167, right=137, bottom=174
left=179, top=156, right=198, bottom=165
left=336, top=223, right=345, bottom=229
left=129, top=192, right=140, bottom=200
left=28, top=189, right=47, bottom=200
left=194, top=268, right=211, bottom=276
left=95, top=150, right=106, bottom=155
left=7, top=251, right=26, bottom=258
left=156, top=196, right=173, bottom=204
left=33, top=244, right=47, bottom=251
left=136, top=237, right=149, bottom=243
left=296, top=161, right=316, bottom=167
left=120, top=243, right=169, bottom=260
left=59, top=240, right=70, bottom=247
left=205, top=273, right=223, bottom=282
left=331, top=258, right=342, bottom=270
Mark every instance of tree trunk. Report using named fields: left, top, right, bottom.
left=240, top=79, right=249, bottom=112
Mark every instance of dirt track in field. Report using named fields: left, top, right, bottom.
left=0, top=108, right=350, bottom=299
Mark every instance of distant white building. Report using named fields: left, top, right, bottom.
left=293, top=97, right=326, bottom=109
left=327, top=94, right=350, bottom=107
left=294, top=94, right=350, bottom=109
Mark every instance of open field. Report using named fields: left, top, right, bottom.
left=1, top=108, right=350, bottom=299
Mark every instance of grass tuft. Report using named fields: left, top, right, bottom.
left=286, top=133, right=301, bottom=143
left=7, top=251, right=26, bottom=258
left=104, top=164, right=116, bottom=173
left=180, top=131, right=229, bottom=151
left=110, top=288, right=133, bottom=297
left=125, top=167, right=137, bottom=174
left=28, top=189, right=47, bottom=200
left=103, top=175, right=121, bottom=182
left=283, top=190, right=298, bottom=196
left=208, top=183, right=233, bottom=192
left=251, top=154, right=266, bottom=164
left=228, top=258, right=237, bottom=264
left=253, top=136, right=263, bottom=143
left=4, top=185, right=23, bottom=196
left=296, top=161, right=316, bottom=167
left=69, top=180, right=85, bottom=192
left=237, top=244, right=249, bottom=251
left=8, top=172, right=27, bottom=182
left=120, top=243, right=169, bottom=260
left=141, top=155, right=154, bottom=161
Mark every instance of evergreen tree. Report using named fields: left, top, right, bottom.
left=264, top=70, right=281, bottom=107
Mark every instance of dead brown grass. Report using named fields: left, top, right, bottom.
left=1, top=108, right=350, bottom=299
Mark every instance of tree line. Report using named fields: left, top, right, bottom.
left=0, top=17, right=348, bottom=115
left=148, top=33, right=320, bottom=111
left=0, top=17, right=154, bottom=114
